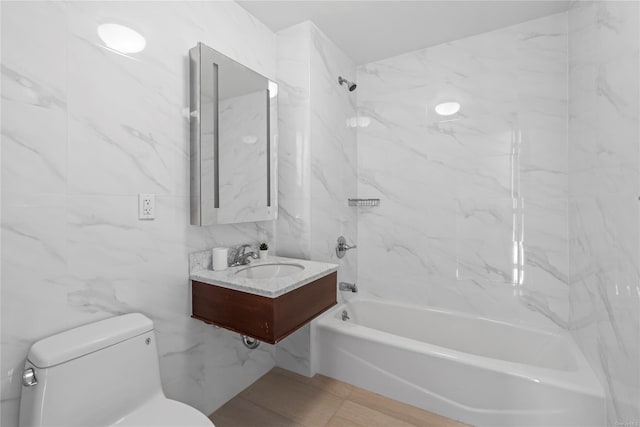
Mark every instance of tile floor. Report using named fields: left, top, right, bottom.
left=209, top=368, right=468, bottom=427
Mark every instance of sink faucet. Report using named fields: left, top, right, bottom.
left=230, top=244, right=258, bottom=267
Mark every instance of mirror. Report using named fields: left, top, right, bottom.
left=189, top=42, right=277, bottom=225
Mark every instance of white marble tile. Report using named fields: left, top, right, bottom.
left=0, top=2, right=67, bottom=111
left=274, top=325, right=312, bottom=376
left=455, top=197, right=516, bottom=283
left=517, top=17, right=569, bottom=201
left=356, top=12, right=570, bottom=330
left=568, top=1, right=640, bottom=423
left=1, top=1, right=68, bottom=203
left=1, top=102, right=67, bottom=199
left=276, top=23, right=313, bottom=261
left=65, top=15, right=183, bottom=196
left=1, top=2, right=278, bottom=426
left=275, top=22, right=357, bottom=375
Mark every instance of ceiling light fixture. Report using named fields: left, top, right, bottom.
left=98, top=23, right=146, bottom=54
left=434, top=102, right=461, bottom=116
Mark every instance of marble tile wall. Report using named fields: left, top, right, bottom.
left=356, top=13, right=569, bottom=328
left=275, top=22, right=357, bottom=376
left=568, top=1, right=640, bottom=423
left=275, top=23, right=313, bottom=261
left=1, top=2, right=278, bottom=425
left=273, top=23, right=314, bottom=376
left=308, top=23, right=358, bottom=289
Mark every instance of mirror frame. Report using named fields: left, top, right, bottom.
left=189, top=42, right=277, bottom=226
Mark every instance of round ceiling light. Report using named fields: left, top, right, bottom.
left=434, top=102, right=461, bottom=116
left=98, top=23, right=146, bottom=54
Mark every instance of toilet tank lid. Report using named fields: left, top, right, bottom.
left=28, top=313, right=154, bottom=368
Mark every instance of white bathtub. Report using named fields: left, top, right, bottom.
left=315, top=298, right=604, bottom=426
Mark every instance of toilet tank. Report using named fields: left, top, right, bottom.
left=19, top=314, right=164, bottom=427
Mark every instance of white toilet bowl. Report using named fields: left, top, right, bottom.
left=112, top=395, right=212, bottom=426
left=18, top=313, right=214, bottom=427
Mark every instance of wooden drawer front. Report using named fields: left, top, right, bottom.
left=273, top=272, right=337, bottom=339
left=192, top=271, right=337, bottom=344
left=192, top=281, right=274, bottom=342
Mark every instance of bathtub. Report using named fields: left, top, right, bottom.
left=315, top=298, right=604, bottom=426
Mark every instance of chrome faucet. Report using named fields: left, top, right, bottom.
left=341, top=310, right=350, bottom=321
left=339, top=282, right=358, bottom=293
left=336, top=236, right=357, bottom=259
left=230, top=244, right=258, bottom=267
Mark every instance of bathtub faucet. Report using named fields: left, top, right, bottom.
left=339, top=282, right=358, bottom=293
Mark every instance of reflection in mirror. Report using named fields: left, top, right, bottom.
left=189, top=42, right=277, bottom=225
left=219, top=89, right=268, bottom=222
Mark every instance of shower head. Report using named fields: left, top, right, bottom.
left=338, top=76, right=357, bottom=92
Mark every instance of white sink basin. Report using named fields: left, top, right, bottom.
left=235, top=263, right=305, bottom=279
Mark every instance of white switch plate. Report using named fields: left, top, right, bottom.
left=138, top=194, right=155, bottom=220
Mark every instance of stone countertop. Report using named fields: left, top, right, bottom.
left=189, top=254, right=338, bottom=298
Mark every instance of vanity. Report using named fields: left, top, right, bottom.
left=190, top=251, right=338, bottom=344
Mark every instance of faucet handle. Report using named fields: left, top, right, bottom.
left=230, top=244, right=254, bottom=266
left=336, top=236, right=357, bottom=259
left=237, top=243, right=252, bottom=254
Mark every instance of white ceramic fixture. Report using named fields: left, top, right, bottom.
left=316, top=298, right=605, bottom=426
left=235, top=263, right=304, bottom=279
left=18, top=314, right=213, bottom=427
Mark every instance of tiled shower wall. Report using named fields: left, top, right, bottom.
left=355, top=5, right=640, bottom=423
left=275, top=21, right=357, bottom=375
left=568, top=1, right=640, bottom=423
left=1, top=2, right=278, bottom=425
left=356, top=13, right=569, bottom=328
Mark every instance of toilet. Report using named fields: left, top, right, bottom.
left=18, top=313, right=214, bottom=427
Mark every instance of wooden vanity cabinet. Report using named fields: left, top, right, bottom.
left=191, top=272, right=337, bottom=344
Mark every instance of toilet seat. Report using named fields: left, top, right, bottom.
left=112, top=394, right=214, bottom=427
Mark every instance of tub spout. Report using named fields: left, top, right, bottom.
left=339, top=282, right=358, bottom=293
